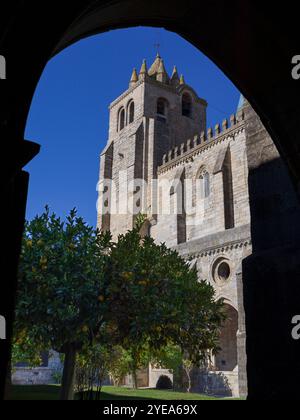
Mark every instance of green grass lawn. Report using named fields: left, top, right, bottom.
left=99, top=386, right=219, bottom=400
left=11, top=385, right=223, bottom=401
left=11, top=385, right=60, bottom=401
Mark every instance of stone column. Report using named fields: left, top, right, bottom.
left=236, top=268, right=248, bottom=398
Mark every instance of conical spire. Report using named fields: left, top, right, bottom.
left=156, top=59, right=169, bottom=83
left=157, top=59, right=167, bottom=74
left=237, top=94, right=246, bottom=110
left=139, top=59, right=148, bottom=80
left=171, top=65, right=180, bottom=85
left=180, top=74, right=186, bottom=85
left=172, top=65, right=179, bottom=78
left=148, top=53, right=162, bottom=77
left=129, top=68, right=138, bottom=87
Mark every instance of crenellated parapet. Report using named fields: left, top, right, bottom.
left=158, top=109, right=245, bottom=174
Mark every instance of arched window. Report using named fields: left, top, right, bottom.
left=198, top=169, right=210, bottom=199
left=215, top=303, right=238, bottom=372
left=182, top=93, right=192, bottom=118
left=118, top=107, right=125, bottom=131
left=203, top=172, right=210, bottom=198
left=128, top=101, right=135, bottom=124
left=157, top=98, right=167, bottom=116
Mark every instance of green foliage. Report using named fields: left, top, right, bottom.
left=14, top=207, right=112, bottom=399
left=100, top=225, right=225, bottom=366
left=151, top=344, right=183, bottom=390
left=14, top=207, right=225, bottom=398
left=107, top=347, right=134, bottom=387
left=151, top=344, right=183, bottom=373
left=51, top=369, right=63, bottom=385
left=15, top=207, right=111, bottom=354
left=12, top=334, right=42, bottom=369
left=75, top=343, right=111, bottom=400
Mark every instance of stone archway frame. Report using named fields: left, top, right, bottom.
left=215, top=301, right=239, bottom=371
left=2, top=0, right=300, bottom=401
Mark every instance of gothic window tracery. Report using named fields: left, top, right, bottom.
left=198, top=169, right=210, bottom=199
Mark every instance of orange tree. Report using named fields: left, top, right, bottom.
left=15, top=210, right=224, bottom=398
left=99, top=220, right=225, bottom=388
left=15, top=207, right=111, bottom=400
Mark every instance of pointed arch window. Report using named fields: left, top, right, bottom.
left=223, top=148, right=235, bottom=229
left=118, top=107, right=125, bottom=131
left=182, top=93, right=192, bottom=118
left=157, top=98, right=168, bottom=123
left=128, top=101, right=135, bottom=124
left=198, top=168, right=210, bottom=199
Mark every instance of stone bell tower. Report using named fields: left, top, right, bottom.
left=97, top=54, right=208, bottom=239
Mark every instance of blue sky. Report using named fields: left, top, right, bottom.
left=25, top=27, right=240, bottom=227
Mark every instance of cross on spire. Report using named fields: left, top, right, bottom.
left=154, top=43, right=161, bottom=56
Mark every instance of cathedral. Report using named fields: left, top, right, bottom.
left=97, top=54, right=257, bottom=397
left=13, top=53, right=289, bottom=398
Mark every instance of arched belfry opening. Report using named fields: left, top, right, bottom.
left=182, top=92, right=192, bottom=118
left=157, top=97, right=168, bottom=119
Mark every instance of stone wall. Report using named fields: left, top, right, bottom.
left=148, top=368, right=173, bottom=389
left=175, top=227, right=252, bottom=309
left=193, top=369, right=239, bottom=398
left=12, top=351, right=62, bottom=386
left=143, top=80, right=207, bottom=150
left=153, top=113, right=250, bottom=247
left=151, top=112, right=252, bottom=398
left=98, top=75, right=208, bottom=239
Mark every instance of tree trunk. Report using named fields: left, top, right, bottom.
left=60, top=345, right=77, bottom=400
left=132, top=369, right=138, bottom=390
left=187, top=373, right=191, bottom=394
left=131, top=351, right=139, bottom=390
left=184, top=367, right=192, bottom=393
